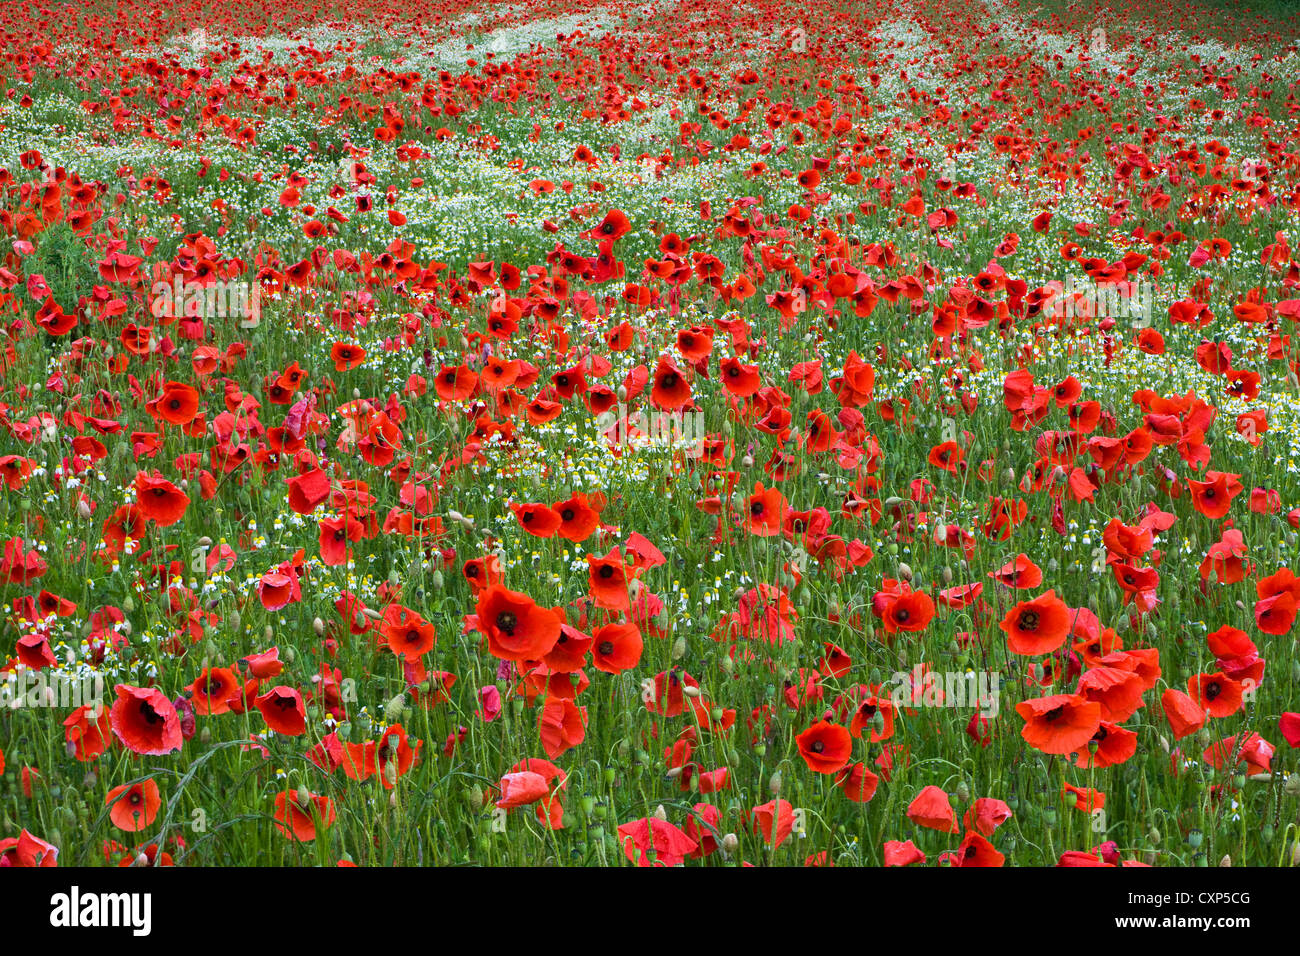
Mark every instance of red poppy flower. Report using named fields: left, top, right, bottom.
left=650, top=356, right=692, bottom=410
left=474, top=584, right=562, bottom=661
left=796, top=720, right=853, bottom=774
left=552, top=492, right=600, bottom=542
left=1016, top=693, right=1102, bottom=754
left=106, top=778, right=162, bottom=832
left=273, top=790, right=335, bottom=842
left=110, top=684, right=183, bottom=756
left=591, top=622, right=643, bottom=674
left=1001, top=590, right=1071, bottom=655
left=510, top=501, right=561, bottom=538
left=255, top=686, right=307, bottom=736
left=1160, top=688, right=1206, bottom=739
left=381, top=606, right=437, bottom=660
left=906, top=785, right=958, bottom=832
left=133, top=471, right=190, bottom=526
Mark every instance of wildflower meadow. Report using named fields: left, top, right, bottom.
left=2, top=0, right=1300, bottom=886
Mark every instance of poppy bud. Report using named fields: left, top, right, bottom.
left=941, top=566, right=953, bottom=584
left=263, top=625, right=274, bottom=643
left=228, top=609, right=240, bottom=632
left=385, top=694, right=407, bottom=723
left=297, top=784, right=311, bottom=807
left=1219, top=854, right=1232, bottom=867
left=741, top=454, right=753, bottom=467
left=898, top=562, right=912, bottom=581
left=431, top=569, right=444, bottom=589
left=672, top=636, right=687, bottom=660
left=313, top=617, right=325, bottom=636
left=133, top=852, right=149, bottom=867
left=1292, top=841, right=1300, bottom=867
left=1148, top=827, right=1161, bottom=844
left=384, top=760, right=399, bottom=788
left=1286, top=774, right=1300, bottom=797
left=283, top=646, right=296, bottom=664
left=955, top=781, right=970, bottom=803
left=721, top=833, right=739, bottom=853
left=123, top=596, right=135, bottom=613
left=768, top=771, right=782, bottom=794
left=653, top=804, right=667, bottom=821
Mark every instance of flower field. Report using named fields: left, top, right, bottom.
left=3, top=0, right=1300, bottom=869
